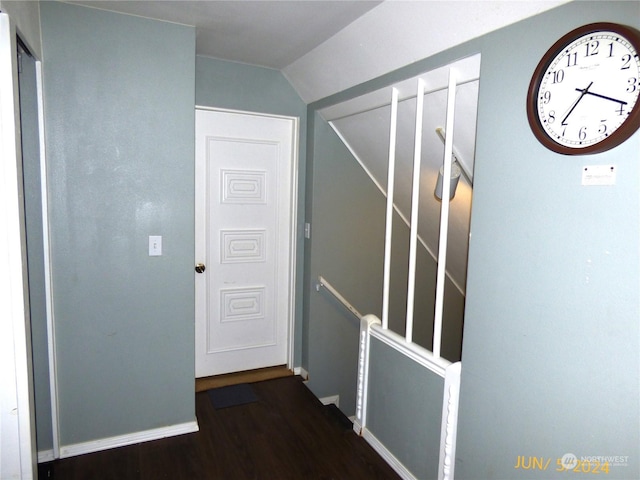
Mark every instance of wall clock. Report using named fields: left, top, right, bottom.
left=527, top=22, right=640, bottom=155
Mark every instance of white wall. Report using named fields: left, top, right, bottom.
left=284, top=0, right=569, bottom=103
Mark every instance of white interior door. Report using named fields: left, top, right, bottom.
left=195, top=108, right=297, bottom=378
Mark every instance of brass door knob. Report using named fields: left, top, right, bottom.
left=195, top=263, right=206, bottom=274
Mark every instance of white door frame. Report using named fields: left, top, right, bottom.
left=194, top=106, right=299, bottom=374
left=0, top=12, right=37, bottom=478
left=36, top=59, right=60, bottom=462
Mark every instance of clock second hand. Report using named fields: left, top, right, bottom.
left=561, top=81, right=593, bottom=126
left=577, top=89, right=628, bottom=106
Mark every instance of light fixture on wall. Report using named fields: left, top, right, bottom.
left=434, top=161, right=461, bottom=200
left=434, top=127, right=472, bottom=201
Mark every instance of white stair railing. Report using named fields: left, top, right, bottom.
left=317, top=66, right=465, bottom=480
left=316, top=275, right=363, bottom=320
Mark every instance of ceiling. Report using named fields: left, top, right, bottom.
left=67, top=0, right=569, bottom=293
left=70, top=0, right=383, bottom=70
left=69, top=0, right=569, bottom=103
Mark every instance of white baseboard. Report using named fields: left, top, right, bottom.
left=294, top=366, right=309, bottom=380
left=59, top=420, right=199, bottom=459
left=319, top=394, right=340, bottom=407
left=37, top=449, right=55, bottom=463
left=361, top=427, right=418, bottom=480
left=353, top=418, right=363, bottom=435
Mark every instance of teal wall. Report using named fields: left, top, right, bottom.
left=195, top=56, right=307, bottom=367
left=307, top=1, right=639, bottom=478
left=367, top=337, right=444, bottom=479
left=20, top=0, right=640, bottom=473
left=457, top=2, right=640, bottom=478
left=40, top=2, right=196, bottom=446
left=304, top=113, right=462, bottom=413
left=305, top=114, right=386, bottom=409
left=303, top=113, right=464, bottom=415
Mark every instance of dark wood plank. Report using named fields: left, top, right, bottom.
left=51, top=444, right=140, bottom=480
left=49, top=376, right=401, bottom=480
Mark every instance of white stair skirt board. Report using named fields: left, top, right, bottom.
left=319, top=395, right=340, bottom=407
left=38, top=449, right=55, bottom=463
left=362, top=428, right=418, bottom=480
left=59, top=421, right=199, bottom=459
left=353, top=418, right=363, bottom=436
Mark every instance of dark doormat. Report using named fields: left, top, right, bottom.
left=208, top=383, right=258, bottom=409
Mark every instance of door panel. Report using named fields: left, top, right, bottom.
left=195, top=109, right=296, bottom=377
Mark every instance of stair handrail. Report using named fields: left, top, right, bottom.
left=316, top=275, right=363, bottom=320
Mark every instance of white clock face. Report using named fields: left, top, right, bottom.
left=536, top=30, right=640, bottom=149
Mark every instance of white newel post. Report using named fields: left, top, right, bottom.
left=354, top=314, right=381, bottom=436
left=438, top=361, right=462, bottom=480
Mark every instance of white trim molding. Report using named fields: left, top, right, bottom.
left=37, top=449, right=55, bottom=463
left=59, top=421, right=199, bottom=459
left=370, top=324, right=450, bottom=378
left=353, top=314, right=381, bottom=435
left=36, top=58, right=61, bottom=460
left=438, top=361, right=462, bottom=480
left=319, top=395, right=339, bottom=407
left=294, top=366, right=308, bottom=380
left=362, top=428, right=418, bottom=480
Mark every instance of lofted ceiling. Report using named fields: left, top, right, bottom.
left=68, top=0, right=569, bottom=102
left=69, top=0, right=383, bottom=71
left=66, top=0, right=570, bottom=293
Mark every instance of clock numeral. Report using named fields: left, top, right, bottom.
left=608, top=42, right=615, bottom=57
left=566, top=52, right=578, bottom=67
left=598, top=122, right=607, bottom=135
left=542, top=91, right=551, bottom=104
left=627, top=77, right=638, bottom=93
left=551, top=70, right=565, bottom=84
left=621, top=54, right=632, bottom=70
left=584, top=40, right=599, bottom=57
left=579, top=126, right=588, bottom=141
left=548, top=110, right=556, bottom=124
left=615, top=103, right=626, bottom=116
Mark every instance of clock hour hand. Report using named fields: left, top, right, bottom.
left=578, top=89, right=628, bottom=106
left=562, top=82, right=593, bottom=126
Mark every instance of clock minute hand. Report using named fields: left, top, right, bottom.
left=578, top=89, right=628, bottom=106
left=562, top=82, right=593, bottom=126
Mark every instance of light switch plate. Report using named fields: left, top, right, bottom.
left=149, top=235, right=162, bottom=256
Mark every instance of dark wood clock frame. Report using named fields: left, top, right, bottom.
left=526, top=22, right=640, bottom=155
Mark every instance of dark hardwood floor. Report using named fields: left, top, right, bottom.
left=44, top=376, right=400, bottom=479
